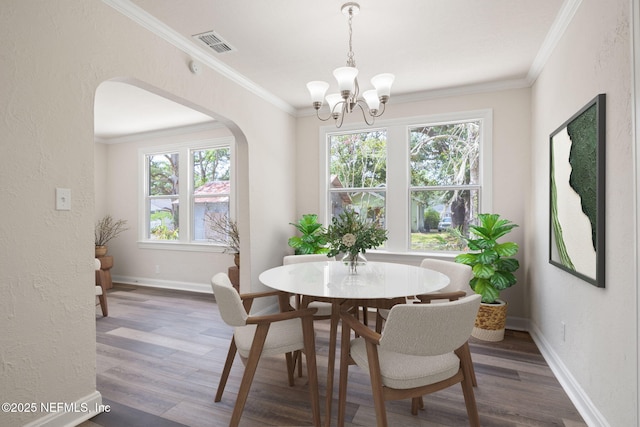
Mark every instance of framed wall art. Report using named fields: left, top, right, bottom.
left=549, top=93, right=605, bottom=287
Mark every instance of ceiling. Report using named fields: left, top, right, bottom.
left=95, top=0, right=568, bottom=140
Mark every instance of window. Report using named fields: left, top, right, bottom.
left=409, top=121, right=481, bottom=251
left=140, top=138, right=234, bottom=250
left=322, top=110, right=491, bottom=254
left=328, top=131, right=387, bottom=229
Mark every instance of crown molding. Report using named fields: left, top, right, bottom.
left=101, top=0, right=296, bottom=116
left=297, top=78, right=531, bottom=117
left=527, top=0, right=583, bottom=84
left=104, top=0, right=580, bottom=120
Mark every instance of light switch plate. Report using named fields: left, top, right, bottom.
left=56, top=188, right=71, bottom=211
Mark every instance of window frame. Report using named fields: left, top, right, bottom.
left=320, top=109, right=492, bottom=256
left=138, top=137, right=235, bottom=252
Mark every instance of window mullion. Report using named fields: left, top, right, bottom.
left=385, top=124, right=408, bottom=252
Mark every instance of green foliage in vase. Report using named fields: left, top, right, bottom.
left=455, top=213, right=520, bottom=303
left=323, top=208, right=388, bottom=259
left=288, top=214, right=329, bottom=255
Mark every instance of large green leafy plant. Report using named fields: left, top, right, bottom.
left=455, top=213, right=520, bottom=303
left=288, top=214, right=329, bottom=255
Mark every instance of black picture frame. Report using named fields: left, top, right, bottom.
left=549, top=94, right=606, bottom=287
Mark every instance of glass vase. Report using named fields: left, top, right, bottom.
left=342, top=252, right=367, bottom=274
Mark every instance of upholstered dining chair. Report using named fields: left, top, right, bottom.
left=338, top=294, right=482, bottom=427
left=95, top=258, right=108, bottom=317
left=211, top=273, right=321, bottom=427
left=375, top=258, right=474, bottom=332
left=283, top=254, right=334, bottom=318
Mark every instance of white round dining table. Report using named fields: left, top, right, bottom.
left=259, top=260, right=450, bottom=426
left=259, top=260, right=450, bottom=299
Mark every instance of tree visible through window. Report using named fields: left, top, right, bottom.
left=409, top=121, right=480, bottom=251
left=143, top=140, right=233, bottom=245
left=148, top=152, right=180, bottom=240
left=322, top=111, right=489, bottom=254
left=328, top=131, right=386, bottom=229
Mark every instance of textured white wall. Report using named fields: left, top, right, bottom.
left=296, top=88, right=531, bottom=319
left=529, top=0, right=636, bottom=425
left=0, top=1, right=296, bottom=425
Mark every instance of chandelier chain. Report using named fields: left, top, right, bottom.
left=346, top=8, right=356, bottom=68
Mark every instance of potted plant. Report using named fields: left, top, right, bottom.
left=94, top=215, right=129, bottom=257
left=288, top=214, right=329, bottom=255
left=323, top=208, right=387, bottom=274
left=455, top=213, right=519, bottom=341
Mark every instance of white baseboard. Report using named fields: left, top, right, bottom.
left=22, top=391, right=103, bottom=427
left=528, top=321, right=609, bottom=427
left=112, top=275, right=212, bottom=294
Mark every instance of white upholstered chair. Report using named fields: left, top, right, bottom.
left=283, top=254, right=334, bottom=318
left=338, top=294, right=482, bottom=427
left=375, top=258, right=474, bottom=332
left=211, top=273, right=321, bottom=427
left=95, top=258, right=108, bottom=317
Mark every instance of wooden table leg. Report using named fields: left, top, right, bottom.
left=324, top=300, right=341, bottom=427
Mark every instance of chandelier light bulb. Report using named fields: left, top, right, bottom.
left=362, top=90, right=380, bottom=112
left=326, top=93, right=344, bottom=116
left=307, top=81, right=330, bottom=108
left=333, top=66, right=359, bottom=98
left=371, top=73, right=395, bottom=101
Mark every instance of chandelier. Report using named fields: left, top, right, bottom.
left=306, top=2, right=394, bottom=128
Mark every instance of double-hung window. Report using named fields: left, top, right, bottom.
left=140, top=138, right=234, bottom=250
left=321, top=110, right=491, bottom=254
left=328, top=130, right=387, bottom=229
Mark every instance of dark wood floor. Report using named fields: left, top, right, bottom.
left=80, top=284, right=586, bottom=427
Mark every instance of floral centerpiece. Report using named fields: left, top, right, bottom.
left=323, top=208, right=388, bottom=273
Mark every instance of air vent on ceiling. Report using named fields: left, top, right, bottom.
left=193, top=30, right=235, bottom=54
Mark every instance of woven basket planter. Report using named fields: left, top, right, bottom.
left=472, top=299, right=507, bottom=342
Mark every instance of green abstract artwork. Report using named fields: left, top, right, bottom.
left=549, top=94, right=605, bottom=287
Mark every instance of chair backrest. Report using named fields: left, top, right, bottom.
left=380, top=294, right=481, bottom=356
left=283, top=254, right=333, bottom=265
left=211, top=273, right=248, bottom=327
left=420, top=258, right=474, bottom=295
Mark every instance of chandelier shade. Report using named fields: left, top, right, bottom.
left=306, top=2, right=394, bottom=128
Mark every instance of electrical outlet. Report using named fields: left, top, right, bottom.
left=155, top=265, right=160, bottom=274
left=561, top=321, right=566, bottom=342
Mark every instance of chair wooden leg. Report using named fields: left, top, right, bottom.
left=411, top=397, right=419, bottom=415
left=461, top=342, right=478, bottom=387
left=460, top=374, right=480, bottom=427
left=294, top=350, right=303, bottom=377
left=97, top=294, right=108, bottom=317
left=215, top=336, right=238, bottom=402
left=375, top=310, right=383, bottom=333
left=456, top=346, right=480, bottom=427
left=337, top=320, right=352, bottom=427
left=364, top=340, right=388, bottom=427
left=285, top=352, right=295, bottom=386
left=302, top=316, right=321, bottom=426
left=361, top=304, right=369, bottom=326
left=229, top=323, right=270, bottom=427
